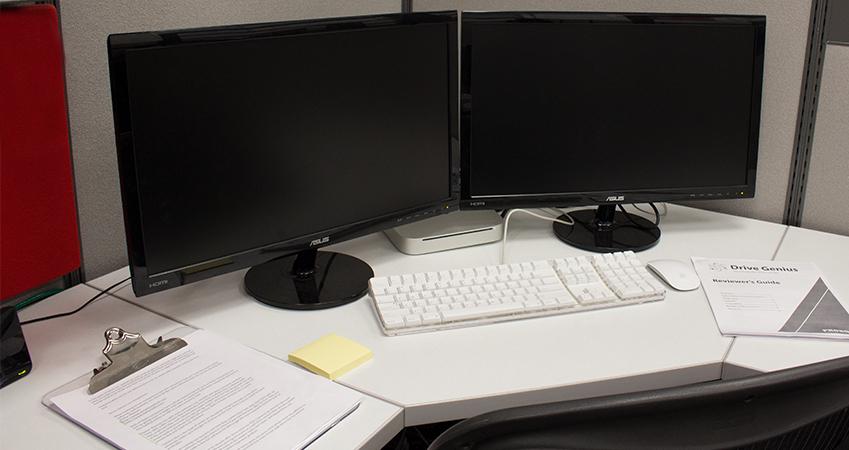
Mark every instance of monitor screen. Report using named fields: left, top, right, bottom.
left=461, top=13, right=764, bottom=209
left=109, top=12, right=458, bottom=298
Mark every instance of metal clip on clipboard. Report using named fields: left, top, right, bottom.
left=88, top=327, right=187, bottom=394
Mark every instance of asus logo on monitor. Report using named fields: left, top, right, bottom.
left=310, top=237, right=330, bottom=247
left=606, top=196, right=625, bottom=202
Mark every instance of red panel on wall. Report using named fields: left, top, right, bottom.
left=1, top=4, right=81, bottom=300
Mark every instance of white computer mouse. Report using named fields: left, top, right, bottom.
left=646, top=259, right=701, bottom=291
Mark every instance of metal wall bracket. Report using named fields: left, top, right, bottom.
left=784, top=0, right=833, bottom=226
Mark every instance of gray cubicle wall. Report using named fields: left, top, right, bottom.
left=413, top=0, right=460, bottom=11
left=800, top=43, right=849, bottom=236
left=438, top=0, right=813, bottom=225
left=60, top=1, right=400, bottom=279
left=798, top=0, right=849, bottom=236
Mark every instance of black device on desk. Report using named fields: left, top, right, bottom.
left=107, top=11, right=459, bottom=308
left=1, top=307, right=32, bottom=388
left=460, top=12, right=765, bottom=252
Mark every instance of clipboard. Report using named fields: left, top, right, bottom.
left=42, top=326, right=196, bottom=410
left=41, top=326, right=363, bottom=450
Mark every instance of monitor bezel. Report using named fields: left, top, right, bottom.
left=459, top=11, right=765, bottom=211
left=108, top=11, right=459, bottom=297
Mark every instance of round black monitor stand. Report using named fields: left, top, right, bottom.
left=244, top=249, right=373, bottom=310
left=552, top=204, right=660, bottom=253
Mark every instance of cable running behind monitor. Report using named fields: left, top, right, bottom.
left=461, top=12, right=765, bottom=252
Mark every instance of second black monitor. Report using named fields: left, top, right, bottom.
left=461, top=12, right=765, bottom=251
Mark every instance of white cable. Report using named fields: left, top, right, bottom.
left=500, top=209, right=574, bottom=264
left=545, top=207, right=568, bottom=218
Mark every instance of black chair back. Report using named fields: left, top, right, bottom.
left=430, top=355, right=849, bottom=450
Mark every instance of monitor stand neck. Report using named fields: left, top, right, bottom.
left=552, top=204, right=660, bottom=253
left=244, top=248, right=373, bottom=310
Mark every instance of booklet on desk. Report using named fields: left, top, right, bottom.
left=43, top=328, right=362, bottom=450
left=692, top=257, right=849, bottom=340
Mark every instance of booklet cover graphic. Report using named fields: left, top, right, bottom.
left=779, top=278, right=849, bottom=335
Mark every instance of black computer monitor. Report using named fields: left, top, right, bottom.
left=108, top=12, right=458, bottom=309
left=460, top=12, right=765, bottom=252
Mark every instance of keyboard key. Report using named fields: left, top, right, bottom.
left=539, top=291, right=575, bottom=304
left=421, top=313, right=441, bottom=325
left=374, top=295, right=395, bottom=304
left=404, top=315, right=422, bottom=326
left=523, top=299, right=546, bottom=311
left=383, top=315, right=405, bottom=329
left=538, top=284, right=562, bottom=293
left=541, top=297, right=558, bottom=306
left=441, top=303, right=522, bottom=322
left=378, top=302, right=402, bottom=312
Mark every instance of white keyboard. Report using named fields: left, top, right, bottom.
left=368, top=251, right=666, bottom=336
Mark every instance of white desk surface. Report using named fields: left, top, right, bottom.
left=1, top=284, right=401, bottom=450
left=723, top=226, right=849, bottom=378
left=88, top=205, right=787, bottom=425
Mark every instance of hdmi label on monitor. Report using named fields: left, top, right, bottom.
left=148, top=279, right=168, bottom=289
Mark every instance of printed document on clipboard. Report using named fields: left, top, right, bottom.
left=43, top=328, right=361, bottom=450
left=692, top=257, right=849, bottom=340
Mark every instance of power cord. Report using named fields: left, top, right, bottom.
left=633, top=202, right=667, bottom=218
left=15, top=288, right=64, bottom=311
left=20, top=276, right=131, bottom=326
left=501, top=209, right=574, bottom=264
left=618, top=203, right=661, bottom=228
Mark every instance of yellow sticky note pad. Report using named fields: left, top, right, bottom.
left=288, top=334, right=372, bottom=380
